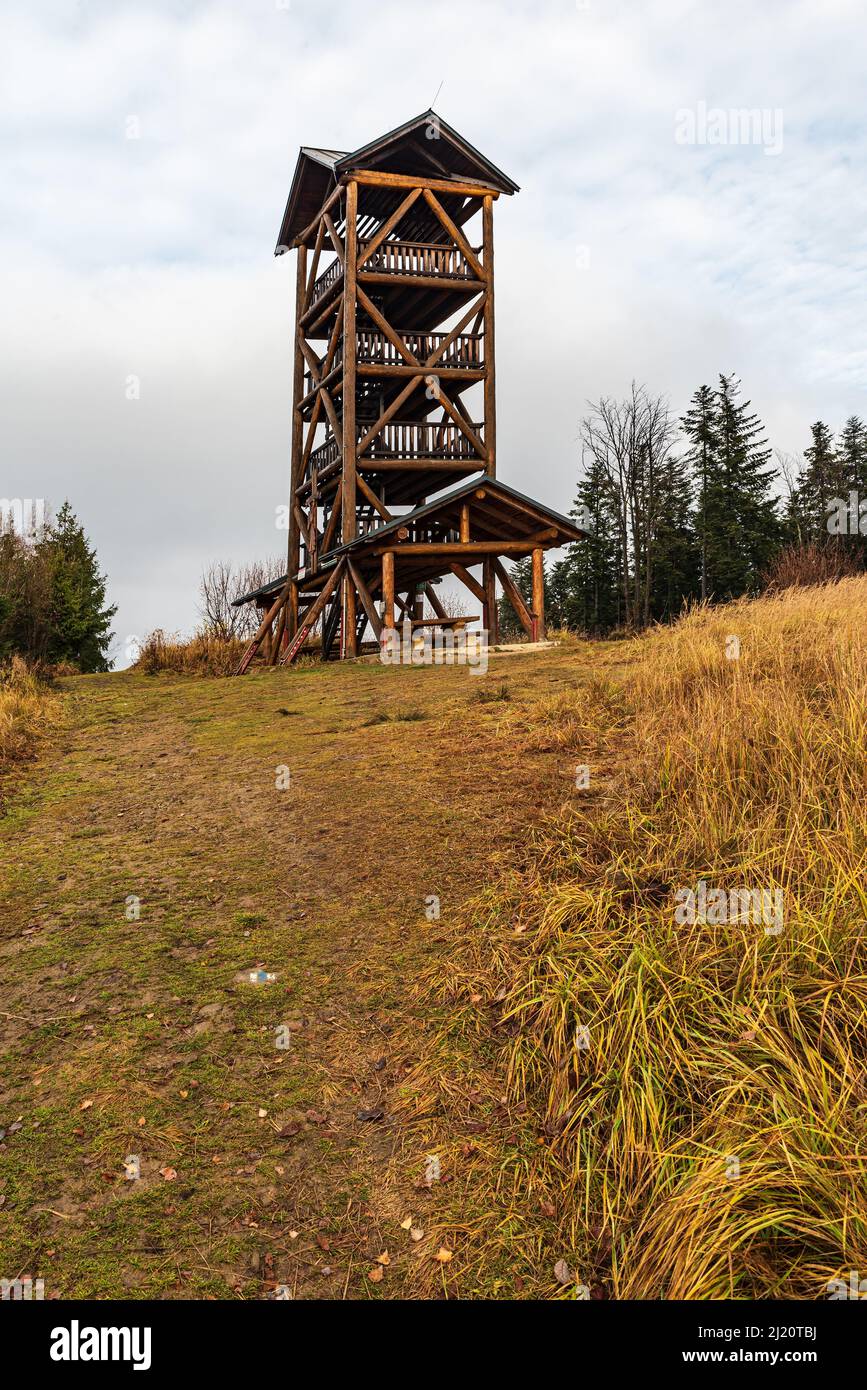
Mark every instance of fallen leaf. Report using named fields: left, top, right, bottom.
left=159, top=1167, right=177, bottom=1182
left=434, top=1248, right=453, bottom=1264
left=554, top=1258, right=572, bottom=1286
left=367, top=1266, right=384, bottom=1283
left=356, top=1107, right=385, bottom=1123
left=410, top=1228, right=425, bottom=1242
left=400, top=1216, right=413, bottom=1231
left=376, top=1251, right=390, bottom=1266
left=79, top=1100, right=93, bottom=1112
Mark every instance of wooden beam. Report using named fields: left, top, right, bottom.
left=422, top=187, right=485, bottom=281
left=342, top=179, right=359, bottom=658
left=359, top=271, right=486, bottom=296
left=347, top=169, right=500, bottom=200
left=449, top=562, right=486, bottom=605
left=320, top=491, right=343, bottom=556
left=357, top=363, right=484, bottom=382
left=347, top=559, right=383, bottom=639
left=322, top=210, right=345, bottom=266
left=483, top=557, right=497, bottom=643
left=280, top=560, right=346, bottom=666
left=236, top=579, right=293, bottom=675
left=423, top=295, right=486, bottom=369
left=494, top=557, right=534, bottom=638
left=424, top=583, right=448, bottom=620
left=532, top=548, right=546, bottom=641
left=357, top=187, right=422, bottom=269
left=482, top=195, right=496, bottom=477
left=288, top=242, right=307, bottom=613
left=304, top=217, right=327, bottom=311
left=373, top=537, right=556, bottom=557
left=382, top=550, right=395, bottom=630
left=357, top=374, right=424, bottom=455
left=435, top=384, right=486, bottom=460
left=356, top=472, right=392, bottom=522
left=355, top=286, right=420, bottom=368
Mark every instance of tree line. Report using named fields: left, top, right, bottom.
left=501, top=375, right=867, bottom=637
left=0, top=503, right=116, bottom=672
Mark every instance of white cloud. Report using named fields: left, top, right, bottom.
left=2, top=0, right=866, bottom=657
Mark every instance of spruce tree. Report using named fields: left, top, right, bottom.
left=38, top=503, right=116, bottom=671
left=708, top=375, right=780, bottom=597
left=795, top=421, right=844, bottom=539
left=680, top=385, right=718, bottom=601
left=649, top=450, right=701, bottom=620
left=836, top=415, right=867, bottom=493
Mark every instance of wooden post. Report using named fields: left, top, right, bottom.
left=382, top=551, right=395, bottom=632
left=460, top=503, right=470, bottom=544
left=288, top=582, right=298, bottom=642
left=494, top=557, right=534, bottom=639
left=483, top=558, right=497, bottom=644
left=288, top=243, right=307, bottom=635
left=532, top=547, right=545, bottom=641
left=342, top=180, right=358, bottom=657
left=482, top=195, right=496, bottom=478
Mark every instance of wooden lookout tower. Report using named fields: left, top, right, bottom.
left=235, top=111, right=586, bottom=669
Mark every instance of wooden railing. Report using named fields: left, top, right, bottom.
left=355, top=330, right=483, bottom=369
left=308, top=436, right=342, bottom=475
left=307, top=419, right=482, bottom=476
left=362, top=420, right=481, bottom=461
left=359, top=239, right=474, bottom=280
left=309, top=257, right=342, bottom=310
left=305, top=331, right=483, bottom=396
left=308, top=238, right=477, bottom=311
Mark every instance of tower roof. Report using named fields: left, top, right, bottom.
left=276, top=110, right=519, bottom=252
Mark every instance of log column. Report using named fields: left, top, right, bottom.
left=382, top=551, right=395, bottom=632
left=341, top=180, right=358, bottom=657
left=482, top=195, right=496, bottom=478
left=532, top=547, right=545, bottom=641
left=288, top=243, right=307, bottom=637
left=483, top=558, right=498, bottom=644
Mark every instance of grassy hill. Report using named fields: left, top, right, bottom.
left=1, top=579, right=864, bottom=1299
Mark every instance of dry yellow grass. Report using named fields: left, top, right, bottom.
left=0, top=655, right=61, bottom=769
left=405, top=577, right=867, bottom=1299
left=135, top=629, right=247, bottom=676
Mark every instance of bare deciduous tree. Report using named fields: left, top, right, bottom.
left=199, top=557, right=285, bottom=640
left=580, top=384, right=678, bottom=628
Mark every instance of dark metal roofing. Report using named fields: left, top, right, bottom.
left=232, top=476, right=587, bottom=606
left=276, top=110, right=519, bottom=252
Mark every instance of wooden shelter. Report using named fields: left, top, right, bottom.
left=235, top=111, right=587, bottom=670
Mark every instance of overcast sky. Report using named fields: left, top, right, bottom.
left=2, top=0, right=865, bottom=662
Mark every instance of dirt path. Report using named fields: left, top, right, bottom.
left=0, top=648, right=592, bottom=1299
